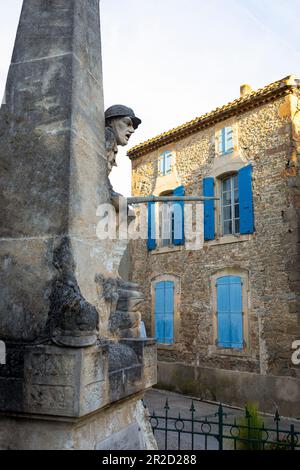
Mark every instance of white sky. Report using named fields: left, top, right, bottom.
left=1, top=0, right=300, bottom=195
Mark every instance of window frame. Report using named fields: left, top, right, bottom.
left=220, top=173, right=240, bottom=236
left=217, top=126, right=234, bottom=156
left=159, top=151, right=173, bottom=176
left=158, top=199, right=174, bottom=248
left=154, top=188, right=184, bottom=250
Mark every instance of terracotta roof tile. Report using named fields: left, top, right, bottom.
left=128, top=75, right=298, bottom=159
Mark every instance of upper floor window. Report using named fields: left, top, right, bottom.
left=221, top=174, right=240, bottom=236
left=203, top=165, right=254, bottom=241
left=148, top=186, right=185, bottom=251
left=159, top=195, right=174, bottom=247
left=159, top=151, right=173, bottom=176
left=217, top=127, right=234, bottom=155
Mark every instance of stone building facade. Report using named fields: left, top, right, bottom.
left=128, top=76, right=300, bottom=417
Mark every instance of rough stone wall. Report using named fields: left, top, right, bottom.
left=131, top=94, right=300, bottom=381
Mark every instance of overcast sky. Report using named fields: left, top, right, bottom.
left=1, top=0, right=300, bottom=195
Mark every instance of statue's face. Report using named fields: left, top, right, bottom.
left=109, top=116, right=135, bottom=146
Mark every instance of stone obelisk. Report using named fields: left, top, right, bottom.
left=0, top=0, right=156, bottom=450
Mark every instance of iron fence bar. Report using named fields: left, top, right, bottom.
left=275, top=409, right=280, bottom=444
left=291, top=424, right=296, bottom=451
left=217, top=404, right=227, bottom=451
left=164, top=399, right=169, bottom=451
left=190, top=401, right=195, bottom=451
left=177, top=414, right=181, bottom=450
left=205, top=433, right=208, bottom=450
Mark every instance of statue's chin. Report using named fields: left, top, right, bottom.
left=116, top=136, right=131, bottom=146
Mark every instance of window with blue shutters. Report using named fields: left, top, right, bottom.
left=159, top=151, right=173, bottom=176
left=216, top=276, right=243, bottom=349
left=149, top=186, right=185, bottom=250
left=218, top=127, right=234, bottom=155
left=203, top=165, right=254, bottom=241
left=154, top=281, right=175, bottom=344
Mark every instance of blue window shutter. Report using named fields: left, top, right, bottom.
left=164, top=281, right=174, bottom=344
left=155, top=282, right=165, bottom=343
left=229, top=277, right=243, bottom=349
left=238, top=165, right=254, bottom=234
left=217, top=276, right=243, bottom=349
left=173, top=185, right=185, bottom=246
left=155, top=281, right=174, bottom=344
left=203, top=177, right=215, bottom=240
left=217, top=277, right=231, bottom=348
left=147, top=199, right=157, bottom=250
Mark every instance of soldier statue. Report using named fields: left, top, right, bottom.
left=102, top=105, right=144, bottom=339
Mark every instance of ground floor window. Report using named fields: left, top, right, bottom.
left=216, top=275, right=244, bottom=349
left=154, top=280, right=175, bottom=344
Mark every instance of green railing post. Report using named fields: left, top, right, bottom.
left=177, top=413, right=182, bottom=450
left=190, top=400, right=195, bottom=451
left=245, top=406, right=251, bottom=447
left=290, top=424, right=296, bottom=451
left=274, top=409, right=280, bottom=448
left=164, top=398, right=169, bottom=451
left=217, top=404, right=224, bottom=450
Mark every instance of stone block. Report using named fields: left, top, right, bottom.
left=96, top=422, right=143, bottom=450
left=0, top=343, right=109, bottom=417
left=120, top=339, right=157, bottom=388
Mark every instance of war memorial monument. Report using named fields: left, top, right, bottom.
left=0, top=0, right=157, bottom=450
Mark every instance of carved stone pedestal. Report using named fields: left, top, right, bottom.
left=0, top=339, right=157, bottom=449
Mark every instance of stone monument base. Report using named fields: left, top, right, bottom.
left=0, top=340, right=157, bottom=450
left=0, top=394, right=156, bottom=450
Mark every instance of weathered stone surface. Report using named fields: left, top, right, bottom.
left=0, top=0, right=109, bottom=344
left=108, top=340, right=157, bottom=403
left=0, top=0, right=157, bottom=450
left=97, top=275, right=144, bottom=338
left=0, top=394, right=156, bottom=450
left=23, top=344, right=109, bottom=417
left=108, top=342, right=139, bottom=372
left=120, top=339, right=158, bottom=389
left=0, top=339, right=156, bottom=418
left=96, top=422, right=143, bottom=450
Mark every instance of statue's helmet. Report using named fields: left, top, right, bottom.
left=105, top=105, right=142, bottom=129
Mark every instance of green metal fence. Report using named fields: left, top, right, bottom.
left=146, top=399, right=300, bottom=451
